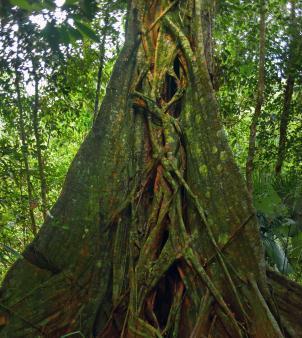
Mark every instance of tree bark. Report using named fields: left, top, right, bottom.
left=93, top=6, right=110, bottom=119
left=32, top=62, right=48, bottom=220
left=201, top=0, right=214, bottom=86
left=1, top=1, right=302, bottom=337
left=275, top=0, right=296, bottom=175
left=246, top=0, right=266, bottom=194
left=267, top=269, right=302, bottom=337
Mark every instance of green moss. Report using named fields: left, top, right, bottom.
left=218, top=233, right=229, bottom=246
left=216, top=129, right=226, bottom=139
left=217, top=164, right=223, bottom=172
left=199, top=164, right=208, bottom=176
left=166, top=135, right=174, bottom=144
left=220, top=151, right=228, bottom=161
left=195, top=146, right=202, bottom=156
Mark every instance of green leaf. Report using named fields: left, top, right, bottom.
left=0, top=243, right=22, bottom=259
left=44, top=0, right=56, bottom=10
left=66, top=26, right=83, bottom=44
left=264, top=238, right=293, bottom=274
left=292, top=233, right=302, bottom=254
left=42, top=21, right=61, bottom=51
left=65, top=0, right=78, bottom=4
left=10, top=0, right=32, bottom=10
left=10, top=0, right=51, bottom=11
left=80, top=0, right=97, bottom=20
left=74, top=20, right=99, bottom=42
left=253, top=172, right=286, bottom=217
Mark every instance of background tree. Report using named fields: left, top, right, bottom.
left=0, top=0, right=124, bottom=279
left=275, top=0, right=299, bottom=175
left=215, top=0, right=302, bottom=279
left=246, top=0, right=266, bottom=194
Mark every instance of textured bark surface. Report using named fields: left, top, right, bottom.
left=0, top=1, right=302, bottom=337
left=93, top=7, right=110, bottom=119
left=267, top=270, right=302, bottom=337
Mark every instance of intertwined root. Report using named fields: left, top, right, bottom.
left=105, top=3, right=284, bottom=337
left=0, top=1, right=291, bottom=337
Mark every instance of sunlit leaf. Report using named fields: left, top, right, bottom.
left=74, top=20, right=99, bottom=42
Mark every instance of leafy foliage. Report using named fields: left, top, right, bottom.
left=0, top=0, right=125, bottom=280
left=255, top=172, right=302, bottom=279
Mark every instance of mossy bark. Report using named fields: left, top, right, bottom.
left=1, top=1, right=302, bottom=337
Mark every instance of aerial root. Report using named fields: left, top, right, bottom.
left=189, top=290, right=212, bottom=338
left=112, top=13, right=282, bottom=336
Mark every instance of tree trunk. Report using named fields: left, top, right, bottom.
left=201, top=0, right=214, bottom=86
left=32, top=63, right=48, bottom=220
left=246, top=0, right=266, bottom=194
left=14, top=65, right=37, bottom=236
left=93, top=6, right=110, bottom=119
left=275, top=0, right=296, bottom=175
left=1, top=1, right=302, bottom=337
left=275, top=75, right=295, bottom=175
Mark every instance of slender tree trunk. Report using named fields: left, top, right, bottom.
left=18, top=168, right=27, bottom=244
left=246, top=0, right=266, bottom=194
left=14, top=66, right=37, bottom=236
left=93, top=7, right=110, bottom=119
left=275, top=75, right=295, bottom=175
left=275, top=0, right=296, bottom=175
left=1, top=1, right=302, bottom=337
left=32, top=63, right=48, bottom=220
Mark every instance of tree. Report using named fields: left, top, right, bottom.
left=93, top=3, right=110, bottom=119
left=246, top=0, right=266, bottom=194
left=275, top=0, right=298, bottom=175
left=14, top=59, right=37, bottom=235
left=0, top=1, right=302, bottom=337
left=31, top=59, right=48, bottom=221
left=0, top=0, right=123, bottom=278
